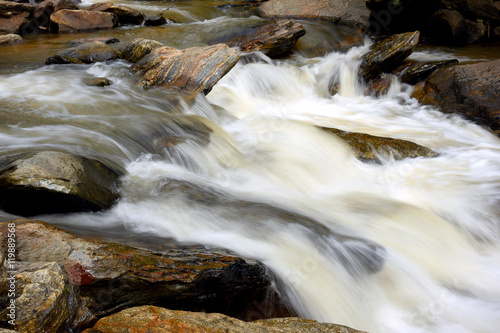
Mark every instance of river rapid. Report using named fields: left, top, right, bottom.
left=1, top=1, right=500, bottom=332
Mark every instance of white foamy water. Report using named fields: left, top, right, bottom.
left=2, top=37, right=500, bottom=333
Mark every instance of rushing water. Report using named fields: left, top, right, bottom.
left=1, top=1, right=500, bottom=332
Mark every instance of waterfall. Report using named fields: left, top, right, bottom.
left=1, top=29, right=500, bottom=333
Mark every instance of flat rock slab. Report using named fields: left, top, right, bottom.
left=257, top=0, right=370, bottom=30
left=88, top=1, right=144, bottom=26
left=0, top=33, right=23, bottom=45
left=50, top=9, right=116, bottom=32
left=84, top=305, right=367, bottom=333
left=412, top=59, right=500, bottom=133
left=132, top=44, right=241, bottom=94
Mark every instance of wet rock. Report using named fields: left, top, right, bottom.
left=398, top=59, right=459, bottom=85
left=0, top=262, right=78, bottom=333
left=121, top=37, right=164, bottom=63
left=426, top=9, right=485, bottom=45
left=33, top=0, right=79, bottom=31
left=87, top=1, right=144, bottom=26
left=0, top=220, right=276, bottom=330
left=412, top=59, right=500, bottom=133
left=359, top=31, right=420, bottom=81
left=320, top=127, right=438, bottom=163
left=69, top=36, right=119, bottom=46
left=82, top=77, right=113, bottom=87
left=132, top=44, right=241, bottom=95
left=49, top=9, right=116, bottom=33
left=144, top=13, right=167, bottom=26
left=45, top=41, right=121, bottom=64
left=0, top=33, right=22, bottom=45
left=364, top=76, right=393, bottom=97
left=257, top=0, right=371, bottom=30
left=211, top=19, right=306, bottom=58
left=84, top=305, right=367, bottom=333
left=0, top=1, right=34, bottom=35
left=0, top=151, right=121, bottom=216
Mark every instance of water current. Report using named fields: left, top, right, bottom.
left=1, top=1, right=500, bottom=332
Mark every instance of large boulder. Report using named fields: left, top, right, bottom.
left=0, top=1, right=34, bottom=35
left=45, top=41, right=121, bottom=64
left=359, top=31, right=420, bottom=81
left=121, top=37, right=164, bottom=63
left=320, top=128, right=438, bottom=163
left=49, top=9, right=116, bottom=32
left=0, top=262, right=79, bottom=333
left=412, top=59, right=500, bottom=133
left=0, top=220, right=278, bottom=330
left=87, top=1, right=144, bottom=26
left=84, top=305, right=367, bottom=333
left=0, top=151, right=121, bottom=216
left=257, top=0, right=371, bottom=30
left=132, top=44, right=241, bottom=94
left=210, top=19, right=306, bottom=58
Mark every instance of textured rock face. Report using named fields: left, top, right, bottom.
left=359, top=31, right=420, bottom=81
left=257, top=0, right=371, bottom=30
left=212, top=19, right=306, bottom=58
left=320, top=128, right=438, bottom=163
left=427, top=9, right=485, bottom=45
left=34, top=0, right=79, bottom=30
left=0, top=151, right=121, bottom=216
left=49, top=9, right=116, bottom=32
left=83, top=305, right=367, bottom=333
left=132, top=44, right=241, bottom=94
left=0, top=262, right=78, bottom=333
left=45, top=41, right=121, bottom=64
left=121, top=37, right=164, bottom=63
left=398, top=59, right=459, bottom=85
left=412, top=59, right=500, bottom=133
left=0, top=1, right=34, bottom=35
left=0, top=220, right=277, bottom=330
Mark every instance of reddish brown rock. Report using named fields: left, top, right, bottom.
left=33, top=0, right=79, bottom=30
left=257, top=0, right=370, bottom=30
left=213, top=19, right=306, bottom=58
left=0, top=1, right=34, bottom=34
left=412, top=59, right=500, bottom=133
left=88, top=1, right=144, bottom=25
left=83, top=305, right=367, bottom=333
left=0, top=220, right=275, bottom=330
left=49, top=9, right=116, bottom=32
left=132, top=44, right=241, bottom=94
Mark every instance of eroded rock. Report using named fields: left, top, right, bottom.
left=0, top=151, right=121, bottom=216
left=211, top=19, right=306, bottom=58
left=132, top=44, right=241, bottom=94
left=359, top=31, right=420, bottom=81
left=87, top=1, right=144, bottom=26
left=121, top=37, right=164, bottom=63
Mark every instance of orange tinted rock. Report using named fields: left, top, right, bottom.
left=50, top=9, right=116, bottom=32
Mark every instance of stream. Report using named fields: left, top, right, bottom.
left=1, top=1, right=500, bottom=332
